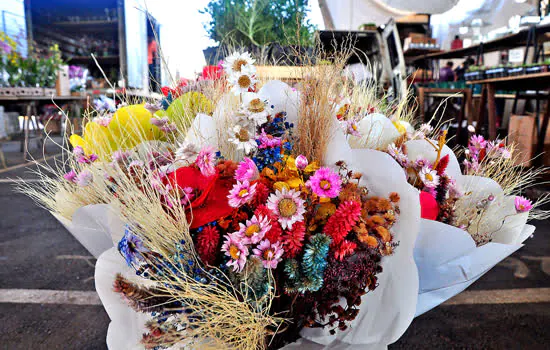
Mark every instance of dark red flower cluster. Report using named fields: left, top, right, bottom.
left=254, top=204, right=283, bottom=243
left=195, top=225, right=220, bottom=266
left=282, top=221, right=306, bottom=258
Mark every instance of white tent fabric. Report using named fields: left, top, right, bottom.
left=323, top=0, right=459, bottom=29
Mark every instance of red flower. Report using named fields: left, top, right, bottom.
left=254, top=204, right=283, bottom=243
left=201, top=65, right=223, bottom=80
left=250, top=181, right=270, bottom=207
left=420, top=191, right=439, bottom=220
left=196, top=225, right=220, bottom=266
left=167, top=166, right=234, bottom=229
left=334, top=240, right=357, bottom=261
left=435, top=154, right=449, bottom=175
left=283, top=221, right=306, bottom=258
left=323, top=201, right=362, bottom=245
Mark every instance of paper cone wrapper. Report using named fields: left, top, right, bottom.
left=53, top=204, right=124, bottom=258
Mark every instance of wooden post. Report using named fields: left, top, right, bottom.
left=487, top=83, right=497, bottom=139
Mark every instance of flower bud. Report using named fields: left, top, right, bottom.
left=295, top=154, right=308, bottom=170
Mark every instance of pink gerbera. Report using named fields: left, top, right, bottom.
left=267, top=188, right=306, bottom=229
left=235, top=157, right=259, bottom=182
left=307, top=167, right=342, bottom=198
left=196, top=146, right=216, bottom=177
left=236, top=214, right=271, bottom=245
left=253, top=239, right=284, bottom=269
left=515, top=196, right=533, bottom=213
left=228, top=180, right=257, bottom=208
left=469, top=135, right=487, bottom=155
left=221, top=233, right=248, bottom=272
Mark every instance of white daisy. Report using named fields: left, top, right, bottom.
left=223, top=51, right=256, bottom=76
left=229, top=64, right=257, bottom=95
left=419, top=166, right=440, bottom=189
left=228, top=125, right=257, bottom=154
left=241, top=93, right=272, bottom=125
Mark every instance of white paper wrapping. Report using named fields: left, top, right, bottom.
left=96, top=248, right=152, bottom=350
left=414, top=219, right=534, bottom=316
left=412, top=161, right=536, bottom=316
left=53, top=204, right=124, bottom=258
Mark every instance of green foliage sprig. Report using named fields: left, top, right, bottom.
left=202, top=0, right=316, bottom=48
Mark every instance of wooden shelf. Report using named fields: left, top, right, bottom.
left=54, top=20, right=118, bottom=26
left=409, top=22, right=550, bottom=62
left=466, top=72, right=550, bottom=85
left=404, top=48, right=442, bottom=57
left=68, top=55, right=119, bottom=64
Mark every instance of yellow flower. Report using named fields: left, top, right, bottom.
left=70, top=104, right=165, bottom=160
left=285, top=155, right=319, bottom=173
left=392, top=120, right=407, bottom=135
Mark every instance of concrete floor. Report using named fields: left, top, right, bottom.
left=1, top=160, right=549, bottom=349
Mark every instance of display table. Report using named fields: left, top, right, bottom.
left=467, top=72, right=550, bottom=165
left=416, top=87, right=474, bottom=144
left=0, top=95, right=88, bottom=162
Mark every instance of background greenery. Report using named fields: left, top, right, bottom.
left=202, top=0, right=316, bottom=48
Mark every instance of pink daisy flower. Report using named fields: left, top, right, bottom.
left=253, top=239, right=284, bottom=269
left=75, top=170, right=93, bottom=187
left=307, top=167, right=342, bottom=198
left=469, top=135, right=487, bottom=154
left=387, top=143, right=409, bottom=167
left=267, top=188, right=306, bottom=230
left=196, top=146, right=216, bottom=177
left=344, top=120, right=360, bottom=137
left=228, top=180, right=257, bottom=208
left=515, top=196, right=533, bottom=213
left=236, top=214, right=271, bottom=245
left=295, top=155, right=308, bottom=170
left=414, top=157, right=431, bottom=170
left=235, top=157, right=259, bottom=182
left=221, top=233, right=248, bottom=272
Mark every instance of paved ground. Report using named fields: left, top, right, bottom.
left=1, top=158, right=549, bottom=349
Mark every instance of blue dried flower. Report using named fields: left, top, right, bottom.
left=118, top=226, right=149, bottom=267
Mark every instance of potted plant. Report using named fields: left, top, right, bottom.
left=524, top=62, right=542, bottom=74
left=464, top=66, right=485, bottom=81
left=484, top=64, right=507, bottom=79
left=507, top=64, right=524, bottom=76
left=201, top=0, right=316, bottom=65
left=359, top=22, right=377, bottom=31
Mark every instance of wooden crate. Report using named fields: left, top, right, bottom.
left=508, top=114, right=550, bottom=166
